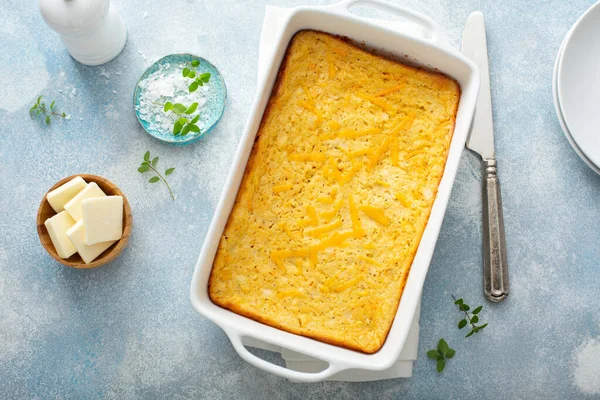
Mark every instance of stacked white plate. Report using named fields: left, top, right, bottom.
left=553, top=1, right=600, bottom=174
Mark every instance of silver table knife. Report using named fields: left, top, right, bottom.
left=462, top=12, right=509, bottom=302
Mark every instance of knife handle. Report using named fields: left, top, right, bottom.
left=482, top=159, right=509, bottom=302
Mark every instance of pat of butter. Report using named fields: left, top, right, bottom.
left=81, top=196, right=123, bottom=245
left=44, top=211, right=77, bottom=259
left=64, top=182, right=106, bottom=221
left=46, top=176, right=87, bottom=213
left=67, top=220, right=116, bottom=264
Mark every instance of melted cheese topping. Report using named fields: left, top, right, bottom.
left=208, top=30, right=460, bottom=354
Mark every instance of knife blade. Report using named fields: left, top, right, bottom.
left=461, top=12, right=509, bottom=302
left=462, top=12, right=494, bottom=159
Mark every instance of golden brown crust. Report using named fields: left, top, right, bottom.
left=208, top=30, right=460, bottom=354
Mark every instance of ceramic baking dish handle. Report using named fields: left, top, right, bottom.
left=327, top=0, right=450, bottom=49
left=224, top=327, right=347, bottom=382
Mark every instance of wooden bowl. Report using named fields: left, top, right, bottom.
left=37, top=174, right=132, bottom=269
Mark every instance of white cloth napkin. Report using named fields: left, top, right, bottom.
left=246, top=5, right=422, bottom=381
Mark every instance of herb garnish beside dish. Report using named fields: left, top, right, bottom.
left=427, top=339, right=455, bottom=373
left=138, top=151, right=176, bottom=200
left=30, top=95, right=68, bottom=125
left=453, top=295, right=488, bottom=338
left=429, top=296, right=489, bottom=373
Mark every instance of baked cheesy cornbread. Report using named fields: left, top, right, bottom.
left=209, top=30, right=460, bottom=353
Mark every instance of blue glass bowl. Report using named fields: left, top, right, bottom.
left=133, top=53, right=226, bottom=145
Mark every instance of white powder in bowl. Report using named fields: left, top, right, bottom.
left=136, top=62, right=210, bottom=135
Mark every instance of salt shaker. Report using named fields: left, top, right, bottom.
left=38, top=0, right=127, bottom=66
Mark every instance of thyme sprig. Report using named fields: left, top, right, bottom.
left=452, top=295, right=488, bottom=338
left=138, top=151, right=175, bottom=200
left=30, top=95, right=67, bottom=125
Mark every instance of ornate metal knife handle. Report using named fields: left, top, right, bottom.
left=482, top=159, right=509, bottom=302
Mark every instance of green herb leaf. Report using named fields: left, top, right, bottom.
left=182, top=67, right=190, bottom=77
left=50, top=100, right=55, bottom=110
left=181, top=125, right=191, bottom=135
left=173, top=103, right=187, bottom=114
left=427, top=350, right=439, bottom=359
left=173, top=122, right=183, bottom=135
left=200, top=72, right=211, bottom=83
left=187, top=70, right=196, bottom=79
left=37, top=95, right=43, bottom=104
left=453, top=295, right=487, bottom=339
left=185, top=102, right=198, bottom=114
left=438, top=339, right=449, bottom=355
left=164, top=102, right=174, bottom=112
left=62, top=112, right=66, bottom=117
left=139, top=151, right=175, bottom=200
left=191, top=115, right=200, bottom=124
left=45, top=115, right=51, bottom=125
left=30, top=104, right=37, bottom=112
left=189, top=81, right=199, bottom=92
left=437, top=359, right=446, bottom=373
left=191, top=59, right=200, bottom=67
left=446, top=348, right=455, bottom=359
left=189, top=124, right=200, bottom=133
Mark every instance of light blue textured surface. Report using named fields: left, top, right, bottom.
left=1, top=0, right=599, bottom=398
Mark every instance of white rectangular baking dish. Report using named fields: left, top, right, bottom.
left=191, top=0, right=479, bottom=382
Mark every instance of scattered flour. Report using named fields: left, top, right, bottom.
left=99, top=67, right=111, bottom=79
left=573, top=337, right=600, bottom=395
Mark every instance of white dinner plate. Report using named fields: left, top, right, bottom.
left=557, top=1, right=600, bottom=168
left=553, top=22, right=600, bottom=175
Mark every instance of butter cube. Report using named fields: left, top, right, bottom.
left=46, top=176, right=87, bottom=213
left=64, top=182, right=106, bottom=221
left=81, top=196, right=123, bottom=245
left=44, top=211, right=77, bottom=259
left=67, top=220, right=116, bottom=264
